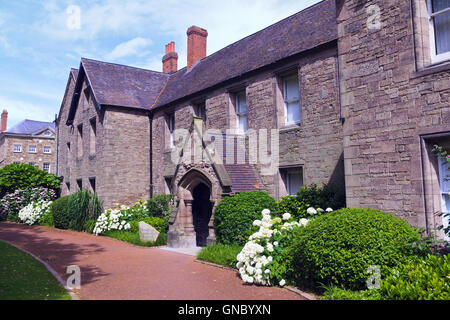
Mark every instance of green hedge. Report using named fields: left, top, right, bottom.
left=50, top=196, right=70, bottom=230
left=130, top=216, right=168, bottom=233
left=289, top=208, right=421, bottom=291
left=213, top=191, right=276, bottom=245
left=146, top=194, right=174, bottom=218
left=323, top=254, right=449, bottom=300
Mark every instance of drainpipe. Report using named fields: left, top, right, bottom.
left=148, top=111, right=154, bottom=198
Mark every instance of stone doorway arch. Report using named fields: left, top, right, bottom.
left=167, top=168, right=219, bottom=248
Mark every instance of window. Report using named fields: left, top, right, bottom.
left=196, top=103, right=207, bottom=124
left=66, top=182, right=70, bottom=192
left=89, top=177, right=96, bottom=193
left=428, top=0, right=450, bottom=62
left=283, top=74, right=300, bottom=125
left=28, top=162, right=36, bottom=166
left=43, top=146, right=51, bottom=154
left=76, top=179, right=82, bottom=190
left=43, top=131, right=51, bottom=136
left=280, top=167, right=303, bottom=196
left=235, top=91, right=248, bottom=133
left=43, top=162, right=50, bottom=173
left=77, top=124, right=83, bottom=158
left=28, top=145, right=37, bottom=153
left=13, top=144, right=22, bottom=153
left=89, top=118, right=96, bottom=155
left=167, top=113, right=175, bottom=149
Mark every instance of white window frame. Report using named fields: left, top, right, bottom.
left=28, top=145, right=37, bottom=153
left=43, top=162, right=51, bottom=173
left=283, top=74, right=301, bottom=126
left=13, top=144, right=22, bottom=153
left=43, top=146, right=51, bottom=154
left=235, top=90, right=248, bottom=134
left=428, top=0, right=450, bottom=64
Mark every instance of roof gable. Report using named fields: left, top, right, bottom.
left=66, top=59, right=169, bottom=125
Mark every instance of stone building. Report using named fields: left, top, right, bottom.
left=57, top=0, right=450, bottom=246
left=0, top=110, right=56, bottom=173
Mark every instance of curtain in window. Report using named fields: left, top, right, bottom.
left=433, top=0, right=450, bottom=54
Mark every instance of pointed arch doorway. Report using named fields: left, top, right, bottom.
left=167, top=168, right=220, bottom=248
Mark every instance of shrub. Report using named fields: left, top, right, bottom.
left=146, top=194, right=174, bottom=218
left=289, top=208, right=421, bottom=291
left=18, top=201, right=52, bottom=225
left=130, top=216, right=168, bottom=233
left=0, top=163, right=61, bottom=198
left=236, top=209, right=309, bottom=286
left=323, top=254, right=450, bottom=300
left=214, top=191, right=277, bottom=245
left=50, top=196, right=70, bottom=229
left=276, top=184, right=345, bottom=219
left=0, top=187, right=57, bottom=220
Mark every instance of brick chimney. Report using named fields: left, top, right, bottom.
left=162, top=41, right=178, bottom=74
left=1, top=110, right=7, bottom=133
left=187, top=26, right=208, bottom=70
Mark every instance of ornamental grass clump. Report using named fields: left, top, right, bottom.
left=236, top=209, right=312, bottom=287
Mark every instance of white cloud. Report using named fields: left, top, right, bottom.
left=105, top=37, right=152, bottom=60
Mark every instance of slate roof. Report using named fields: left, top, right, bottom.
left=81, top=58, right=169, bottom=110
left=153, top=0, right=337, bottom=109
left=5, top=120, right=55, bottom=136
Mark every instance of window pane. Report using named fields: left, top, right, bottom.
left=284, top=76, right=299, bottom=102
left=432, top=0, right=450, bottom=12
left=286, top=102, right=300, bottom=124
left=238, top=115, right=248, bottom=133
left=434, top=10, right=450, bottom=54
left=236, top=92, right=246, bottom=114
left=288, top=171, right=303, bottom=195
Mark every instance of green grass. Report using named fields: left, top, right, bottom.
left=0, top=241, right=71, bottom=300
left=196, top=243, right=243, bottom=269
left=102, top=230, right=167, bottom=247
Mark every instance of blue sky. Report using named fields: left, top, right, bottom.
left=0, top=0, right=320, bottom=129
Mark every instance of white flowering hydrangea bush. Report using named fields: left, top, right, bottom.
left=18, top=200, right=52, bottom=225
left=236, top=207, right=334, bottom=287
left=93, top=207, right=132, bottom=235
left=236, top=209, right=309, bottom=287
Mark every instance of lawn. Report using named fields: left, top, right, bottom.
left=0, top=240, right=71, bottom=300
left=196, top=243, right=243, bottom=269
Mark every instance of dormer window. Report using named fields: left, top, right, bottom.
left=428, top=0, right=450, bottom=63
left=43, top=131, right=51, bottom=136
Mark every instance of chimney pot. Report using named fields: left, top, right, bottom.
left=162, top=42, right=178, bottom=74
left=1, top=109, right=7, bottom=133
left=187, top=26, right=208, bottom=70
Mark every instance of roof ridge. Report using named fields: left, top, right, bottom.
left=81, top=57, right=169, bottom=76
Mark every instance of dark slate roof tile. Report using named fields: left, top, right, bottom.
left=6, top=120, right=55, bottom=135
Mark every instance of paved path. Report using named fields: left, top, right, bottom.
left=0, top=222, right=306, bottom=300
